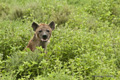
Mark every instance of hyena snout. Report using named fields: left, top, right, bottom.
left=42, top=34, right=48, bottom=39
left=40, top=32, right=50, bottom=42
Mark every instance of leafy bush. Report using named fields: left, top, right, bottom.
left=7, top=0, right=71, bottom=25
left=35, top=71, right=77, bottom=80
left=84, top=0, right=120, bottom=25
left=0, top=0, right=120, bottom=80
left=0, top=3, right=10, bottom=20
left=0, top=21, right=32, bottom=59
left=1, top=26, right=119, bottom=79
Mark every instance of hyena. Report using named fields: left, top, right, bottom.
left=26, top=21, right=55, bottom=52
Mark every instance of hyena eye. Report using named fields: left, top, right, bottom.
left=39, top=30, right=42, bottom=32
left=46, top=30, right=50, bottom=32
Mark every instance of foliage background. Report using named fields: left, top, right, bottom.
left=0, top=0, right=120, bottom=80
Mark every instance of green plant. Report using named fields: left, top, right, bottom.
left=0, top=0, right=120, bottom=80
left=35, top=71, right=77, bottom=80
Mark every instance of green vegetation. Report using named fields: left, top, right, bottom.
left=0, top=0, right=120, bottom=80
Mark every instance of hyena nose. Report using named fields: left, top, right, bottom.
left=42, top=35, right=48, bottom=39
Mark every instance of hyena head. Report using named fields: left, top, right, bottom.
left=32, top=21, right=55, bottom=42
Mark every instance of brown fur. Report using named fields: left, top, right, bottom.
left=25, top=21, right=55, bottom=52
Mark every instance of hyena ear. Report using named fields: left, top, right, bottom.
left=49, top=21, right=55, bottom=30
left=32, top=22, right=39, bottom=31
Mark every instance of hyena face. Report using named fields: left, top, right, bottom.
left=32, top=21, right=55, bottom=42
